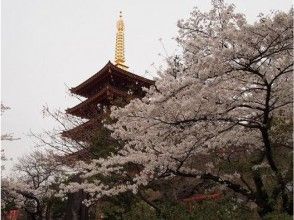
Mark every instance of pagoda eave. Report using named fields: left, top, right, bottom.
left=70, top=61, right=154, bottom=98
left=66, top=85, right=134, bottom=118
left=62, top=118, right=103, bottom=141
left=59, top=148, right=93, bottom=166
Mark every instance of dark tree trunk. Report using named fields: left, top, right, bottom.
left=80, top=191, right=89, bottom=220
left=261, top=128, right=289, bottom=210
left=63, top=190, right=89, bottom=220
left=252, top=171, right=273, bottom=217
left=45, top=201, right=53, bottom=220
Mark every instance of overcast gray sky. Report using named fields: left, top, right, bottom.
left=2, top=0, right=292, bottom=173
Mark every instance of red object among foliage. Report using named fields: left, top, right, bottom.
left=182, top=193, right=221, bottom=202
left=4, top=209, right=21, bottom=220
left=181, top=193, right=222, bottom=213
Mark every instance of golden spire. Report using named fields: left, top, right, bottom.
left=115, top=11, right=128, bottom=70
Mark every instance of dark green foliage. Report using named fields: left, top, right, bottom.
left=103, top=197, right=257, bottom=220
left=91, top=126, right=121, bottom=158
left=51, top=197, right=67, bottom=219
left=99, top=193, right=139, bottom=220
left=186, top=199, right=254, bottom=220
left=263, top=212, right=293, bottom=220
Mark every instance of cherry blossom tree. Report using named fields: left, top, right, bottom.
left=1, top=103, right=19, bottom=170
left=61, top=0, right=293, bottom=217
left=2, top=150, right=67, bottom=220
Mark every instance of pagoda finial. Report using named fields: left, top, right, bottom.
left=115, top=11, right=128, bottom=70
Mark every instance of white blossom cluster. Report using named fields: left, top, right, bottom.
left=2, top=151, right=67, bottom=214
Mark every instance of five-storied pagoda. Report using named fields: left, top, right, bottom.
left=62, top=12, right=154, bottom=155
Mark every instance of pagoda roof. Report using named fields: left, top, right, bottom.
left=66, top=84, right=132, bottom=118
left=71, top=61, right=154, bottom=98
